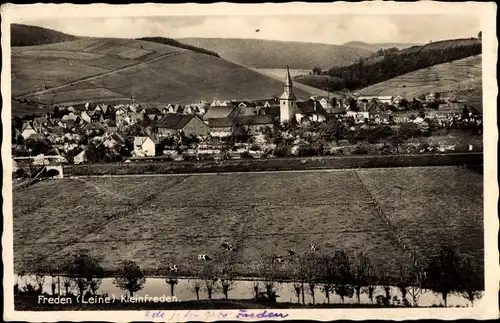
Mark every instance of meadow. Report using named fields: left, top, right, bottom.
left=13, top=166, right=483, bottom=280
left=357, top=55, right=482, bottom=97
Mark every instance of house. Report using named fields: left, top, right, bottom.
left=208, top=115, right=275, bottom=137
left=105, top=120, right=118, bottom=132
left=83, top=122, right=105, bottom=135
left=133, top=136, right=156, bottom=157
left=80, top=111, right=92, bottom=123
left=210, top=100, right=230, bottom=106
left=74, top=150, right=87, bottom=165
left=208, top=118, right=233, bottom=137
left=310, top=96, right=330, bottom=109
left=103, top=133, right=126, bottom=149
left=155, top=114, right=210, bottom=137
left=140, top=107, right=161, bottom=119
left=202, top=105, right=235, bottom=124
left=294, top=100, right=327, bottom=123
left=357, top=95, right=394, bottom=104
left=327, top=107, right=347, bottom=115
left=392, top=95, right=406, bottom=106
left=26, top=133, right=46, bottom=142
left=21, top=123, right=37, bottom=139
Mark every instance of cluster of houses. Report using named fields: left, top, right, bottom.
left=12, top=66, right=482, bottom=164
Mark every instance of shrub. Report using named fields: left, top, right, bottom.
left=241, top=151, right=253, bottom=159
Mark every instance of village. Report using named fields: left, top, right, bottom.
left=12, top=68, right=482, bottom=173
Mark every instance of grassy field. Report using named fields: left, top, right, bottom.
left=25, top=88, right=128, bottom=104
left=12, top=36, right=313, bottom=109
left=13, top=166, right=483, bottom=279
left=358, top=55, right=482, bottom=97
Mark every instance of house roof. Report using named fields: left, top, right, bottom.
left=329, top=107, right=347, bottom=114
left=27, top=133, right=46, bottom=141
left=209, top=115, right=275, bottom=128
left=295, top=100, right=326, bottom=115
left=142, top=107, right=161, bottom=115
left=134, top=136, right=151, bottom=147
left=203, top=106, right=235, bottom=120
left=156, top=114, right=194, bottom=129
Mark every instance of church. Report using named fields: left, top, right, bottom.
left=279, top=66, right=327, bottom=124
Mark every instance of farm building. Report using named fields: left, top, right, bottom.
left=209, top=115, right=275, bottom=137
left=21, top=123, right=37, bottom=139
left=295, top=100, right=327, bottom=123
left=154, top=114, right=210, bottom=137
left=133, top=136, right=156, bottom=157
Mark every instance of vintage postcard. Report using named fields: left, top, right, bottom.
left=2, top=2, right=498, bottom=322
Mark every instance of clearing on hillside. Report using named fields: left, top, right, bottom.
left=358, top=55, right=482, bottom=98
left=13, top=166, right=483, bottom=279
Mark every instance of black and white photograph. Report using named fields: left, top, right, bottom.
left=2, top=2, right=498, bottom=321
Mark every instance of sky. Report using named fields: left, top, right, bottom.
left=19, top=15, right=479, bottom=45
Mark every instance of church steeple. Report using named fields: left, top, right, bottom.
left=279, top=65, right=297, bottom=123
left=280, top=65, right=296, bottom=101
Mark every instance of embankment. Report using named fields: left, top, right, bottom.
left=64, top=153, right=483, bottom=176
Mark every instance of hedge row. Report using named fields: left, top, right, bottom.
left=64, top=153, right=483, bottom=176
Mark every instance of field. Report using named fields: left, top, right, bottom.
left=12, top=37, right=313, bottom=109
left=178, top=38, right=372, bottom=69
left=13, top=166, right=483, bottom=279
left=358, top=55, right=482, bottom=97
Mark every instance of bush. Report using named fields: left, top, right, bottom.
left=241, top=151, right=253, bottom=159
left=353, top=144, right=369, bottom=155
left=14, top=168, right=27, bottom=179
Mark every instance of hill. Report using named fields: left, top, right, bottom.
left=178, top=38, right=373, bottom=69
left=296, top=38, right=481, bottom=93
left=11, top=23, right=78, bottom=47
left=342, top=41, right=420, bottom=51
left=12, top=37, right=313, bottom=108
left=358, top=55, right=482, bottom=98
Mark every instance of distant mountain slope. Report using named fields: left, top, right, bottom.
left=178, top=38, right=372, bottom=69
left=297, top=38, right=481, bottom=92
left=357, top=55, right=482, bottom=98
left=342, top=41, right=421, bottom=51
left=12, top=37, right=313, bottom=109
left=11, top=23, right=78, bottom=46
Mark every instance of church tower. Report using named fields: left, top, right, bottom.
left=279, top=65, right=296, bottom=123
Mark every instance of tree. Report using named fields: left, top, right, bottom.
left=162, top=256, right=179, bottom=297
left=63, top=253, right=104, bottom=297
left=318, top=255, right=334, bottom=304
left=258, top=255, right=282, bottom=302
left=351, top=251, right=372, bottom=304
left=332, top=249, right=354, bottom=303
left=24, top=260, right=51, bottom=293
left=312, top=67, right=322, bottom=75
left=457, top=254, right=484, bottom=306
left=405, top=252, right=426, bottom=307
left=201, top=263, right=219, bottom=300
left=424, top=247, right=461, bottom=307
left=302, top=253, right=321, bottom=304
left=478, top=31, right=482, bottom=40
left=113, top=260, right=146, bottom=297
left=216, top=251, right=236, bottom=299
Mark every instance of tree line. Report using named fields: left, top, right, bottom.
left=138, top=37, right=221, bottom=58
left=15, top=246, right=483, bottom=307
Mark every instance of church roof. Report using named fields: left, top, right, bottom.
left=280, top=91, right=297, bottom=100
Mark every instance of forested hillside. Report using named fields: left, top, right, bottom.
left=11, top=24, right=77, bottom=46
left=296, top=38, right=481, bottom=92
